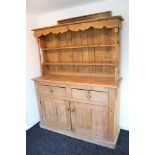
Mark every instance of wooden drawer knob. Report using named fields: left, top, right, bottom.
left=87, top=91, right=91, bottom=99
left=49, top=88, right=53, bottom=93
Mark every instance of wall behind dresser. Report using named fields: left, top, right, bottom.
left=27, top=0, right=129, bottom=130
left=26, top=13, right=40, bottom=129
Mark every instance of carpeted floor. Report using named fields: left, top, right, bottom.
left=26, top=123, right=129, bottom=155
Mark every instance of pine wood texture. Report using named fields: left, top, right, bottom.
left=32, top=11, right=122, bottom=148
left=34, top=79, right=120, bottom=148
left=32, top=74, right=120, bottom=87
left=57, top=11, right=112, bottom=24
left=38, top=26, right=119, bottom=79
left=70, top=101, right=108, bottom=140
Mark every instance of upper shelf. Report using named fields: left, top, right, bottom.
left=42, top=44, right=117, bottom=51
left=32, top=16, right=123, bottom=37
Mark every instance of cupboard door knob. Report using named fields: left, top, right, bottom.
left=70, top=107, right=75, bottom=112
left=65, top=107, right=70, bottom=111
left=87, top=91, right=91, bottom=99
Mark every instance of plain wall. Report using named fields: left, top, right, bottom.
left=26, top=13, right=40, bottom=129
left=27, top=0, right=129, bottom=130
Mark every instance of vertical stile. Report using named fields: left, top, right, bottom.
left=113, top=28, right=118, bottom=65
left=37, top=38, right=43, bottom=75
left=114, top=67, right=119, bottom=81
left=114, top=28, right=119, bottom=80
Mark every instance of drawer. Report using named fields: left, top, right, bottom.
left=38, top=85, right=67, bottom=97
left=71, top=88, right=108, bottom=105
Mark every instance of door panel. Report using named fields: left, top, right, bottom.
left=40, top=98, right=71, bottom=130
left=70, top=102, right=108, bottom=140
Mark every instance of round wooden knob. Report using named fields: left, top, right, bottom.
left=70, top=108, right=75, bottom=112
left=87, top=91, right=91, bottom=99
left=65, top=107, right=70, bottom=111
left=49, top=89, right=53, bottom=93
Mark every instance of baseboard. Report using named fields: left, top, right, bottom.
left=26, top=120, right=40, bottom=130
left=40, top=123, right=118, bottom=149
left=119, top=124, right=129, bottom=131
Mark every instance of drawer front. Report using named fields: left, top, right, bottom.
left=38, top=85, right=67, bottom=97
left=71, top=88, right=108, bottom=105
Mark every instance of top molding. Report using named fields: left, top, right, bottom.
left=32, top=12, right=123, bottom=38
left=57, top=11, right=112, bottom=24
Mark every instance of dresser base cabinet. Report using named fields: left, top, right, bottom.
left=34, top=79, right=120, bottom=149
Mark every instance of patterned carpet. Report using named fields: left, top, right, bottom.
left=26, top=123, right=129, bottom=155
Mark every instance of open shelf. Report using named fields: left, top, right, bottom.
left=42, top=44, right=117, bottom=51
left=43, top=62, right=117, bottom=66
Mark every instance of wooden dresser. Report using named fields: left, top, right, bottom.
left=32, top=11, right=123, bottom=148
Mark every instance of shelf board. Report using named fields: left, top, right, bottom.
left=42, top=44, right=117, bottom=51
left=44, top=63, right=117, bottom=66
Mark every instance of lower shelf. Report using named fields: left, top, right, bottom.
left=40, top=122, right=120, bottom=149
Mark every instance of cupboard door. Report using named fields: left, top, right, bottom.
left=70, top=102, right=108, bottom=140
left=40, top=98, right=71, bottom=130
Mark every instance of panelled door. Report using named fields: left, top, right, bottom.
left=40, top=98, right=71, bottom=130
left=70, top=101, right=108, bottom=140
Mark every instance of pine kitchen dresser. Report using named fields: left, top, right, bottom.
left=32, top=11, right=123, bottom=149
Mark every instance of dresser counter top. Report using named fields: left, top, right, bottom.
left=33, top=74, right=121, bottom=88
